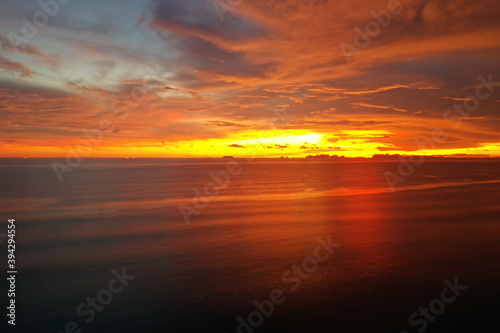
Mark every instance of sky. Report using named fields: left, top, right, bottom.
left=1, top=0, right=500, bottom=158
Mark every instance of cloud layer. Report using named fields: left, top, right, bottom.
left=1, top=0, right=500, bottom=157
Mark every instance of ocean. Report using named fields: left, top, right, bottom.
left=1, top=158, right=499, bottom=333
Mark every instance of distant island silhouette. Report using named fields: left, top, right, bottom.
left=304, top=154, right=495, bottom=161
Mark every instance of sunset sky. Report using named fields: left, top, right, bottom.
left=1, top=0, right=500, bottom=158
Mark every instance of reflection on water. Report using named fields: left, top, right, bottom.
left=1, top=159, right=499, bottom=332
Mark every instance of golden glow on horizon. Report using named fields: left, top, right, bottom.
left=3, top=128, right=500, bottom=158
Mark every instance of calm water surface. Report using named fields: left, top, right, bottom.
left=1, top=159, right=499, bottom=332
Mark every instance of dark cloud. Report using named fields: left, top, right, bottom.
left=0, top=56, right=35, bottom=78
left=207, top=121, right=248, bottom=128
left=0, top=34, right=46, bottom=58
left=148, top=0, right=264, bottom=41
